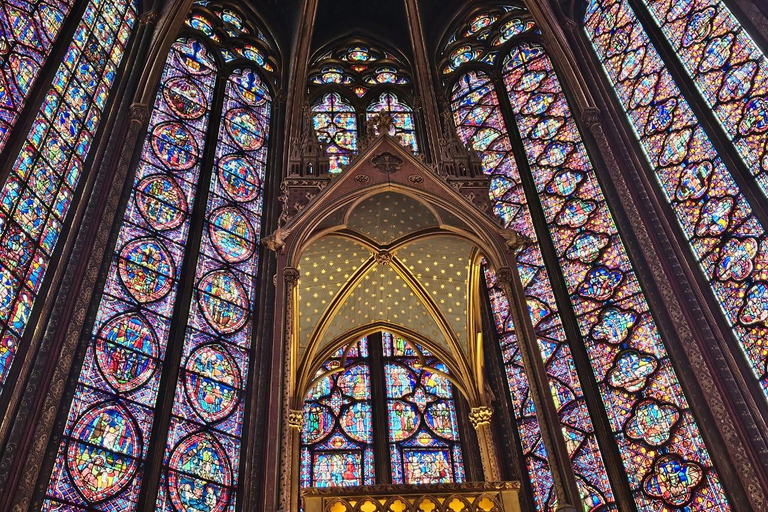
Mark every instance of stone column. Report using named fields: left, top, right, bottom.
left=468, top=406, right=502, bottom=482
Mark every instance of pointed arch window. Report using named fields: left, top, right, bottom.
left=583, top=0, right=768, bottom=403
left=42, top=3, right=279, bottom=510
left=307, top=40, right=419, bottom=172
left=443, top=5, right=732, bottom=510
left=0, top=0, right=137, bottom=395
left=311, top=92, right=358, bottom=173
left=366, top=92, right=418, bottom=154
left=299, top=332, right=466, bottom=489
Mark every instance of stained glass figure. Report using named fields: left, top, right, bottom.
left=501, top=40, right=730, bottom=509
left=311, top=92, right=358, bottom=173
left=0, top=0, right=136, bottom=396
left=639, top=0, right=768, bottom=196
left=42, top=38, right=217, bottom=512
left=382, top=333, right=465, bottom=485
left=450, top=70, right=615, bottom=511
left=300, top=338, right=375, bottom=488
left=584, top=0, right=768, bottom=402
left=0, top=0, right=77, bottom=151
left=155, top=68, right=271, bottom=512
left=366, top=92, right=418, bottom=153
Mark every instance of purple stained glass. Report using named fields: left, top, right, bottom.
left=382, top=333, right=465, bottom=485
left=0, top=0, right=136, bottom=396
left=502, top=40, right=730, bottom=509
left=640, top=0, right=768, bottom=196
left=311, top=92, right=357, bottom=173
left=43, top=38, right=216, bottom=512
left=300, top=338, right=375, bottom=488
left=366, top=92, right=418, bottom=154
left=156, top=68, right=271, bottom=512
left=0, top=0, right=77, bottom=151
left=450, top=69, right=615, bottom=511
left=584, top=0, right=768, bottom=404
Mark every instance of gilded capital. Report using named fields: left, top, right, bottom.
left=288, top=409, right=304, bottom=429
left=468, top=406, right=493, bottom=429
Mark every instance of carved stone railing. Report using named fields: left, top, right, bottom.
left=302, top=482, right=521, bottom=512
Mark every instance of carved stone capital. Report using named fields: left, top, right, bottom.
left=468, top=406, right=493, bottom=429
left=128, top=103, right=149, bottom=124
left=581, top=107, right=601, bottom=128
left=138, top=10, right=157, bottom=25
left=288, top=409, right=304, bottom=429
left=375, top=251, right=392, bottom=265
left=283, top=267, right=300, bottom=285
left=495, top=267, right=514, bottom=286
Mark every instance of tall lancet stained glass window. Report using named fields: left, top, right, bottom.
left=44, top=3, right=278, bottom=510
left=444, top=4, right=732, bottom=510
left=584, top=0, right=768, bottom=402
left=308, top=41, right=417, bottom=171
left=0, top=0, right=136, bottom=395
left=300, top=334, right=465, bottom=488
left=444, top=7, right=615, bottom=511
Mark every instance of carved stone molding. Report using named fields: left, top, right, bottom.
left=370, top=152, right=405, bottom=174
left=128, top=102, right=149, bottom=124
left=468, top=406, right=493, bottom=429
left=138, top=10, right=157, bottom=25
left=581, top=106, right=601, bottom=128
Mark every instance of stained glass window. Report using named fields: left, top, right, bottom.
left=300, top=333, right=466, bottom=488
left=0, top=0, right=77, bottom=152
left=308, top=40, right=418, bottom=168
left=366, top=92, right=418, bottom=154
left=382, top=333, right=464, bottom=485
left=44, top=2, right=278, bottom=507
left=300, top=338, right=375, bottom=488
left=311, top=92, right=358, bottom=173
left=450, top=71, right=615, bottom=511
left=584, top=0, right=768, bottom=401
left=43, top=38, right=218, bottom=511
left=0, top=0, right=136, bottom=396
left=156, top=68, right=271, bottom=512
left=638, top=0, right=768, bottom=196
left=501, top=40, right=730, bottom=509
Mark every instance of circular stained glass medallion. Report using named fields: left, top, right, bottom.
left=118, top=238, right=174, bottom=303
left=197, top=270, right=249, bottom=334
left=302, top=404, right=334, bottom=443
left=163, top=77, right=208, bottom=120
left=184, top=344, right=242, bottom=423
left=208, top=206, right=255, bottom=263
left=425, top=402, right=457, bottom=440
left=224, top=109, right=265, bottom=151
left=67, top=402, right=141, bottom=502
left=151, top=121, right=199, bottom=171
left=174, top=39, right=216, bottom=75
left=341, top=403, right=372, bottom=443
left=387, top=400, right=419, bottom=441
left=95, top=313, right=159, bottom=393
left=135, top=175, right=188, bottom=231
left=232, top=69, right=269, bottom=105
left=218, top=155, right=260, bottom=202
left=168, top=432, right=231, bottom=512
